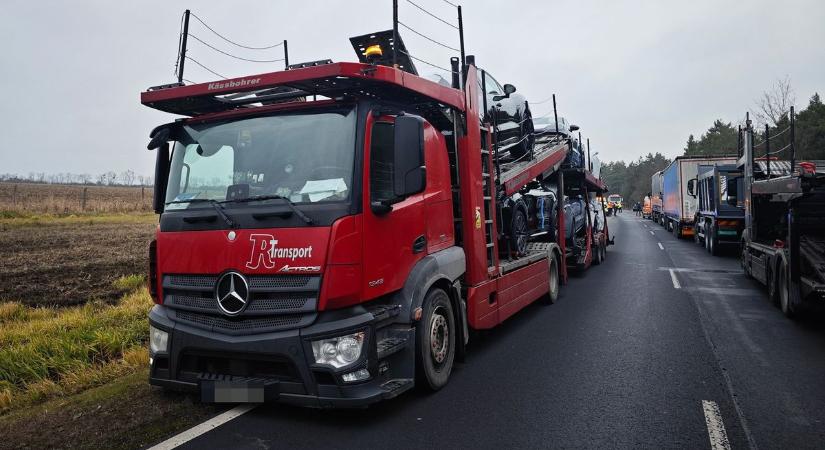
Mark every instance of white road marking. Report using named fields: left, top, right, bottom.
left=669, top=269, right=681, bottom=289
left=650, top=230, right=655, bottom=235
left=148, top=404, right=257, bottom=450
left=658, top=242, right=664, bottom=250
left=702, top=400, right=731, bottom=450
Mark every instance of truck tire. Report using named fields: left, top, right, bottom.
left=545, top=253, right=560, bottom=304
left=708, top=224, right=718, bottom=256
left=673, top=222, right=681, bottom=239
left=778, top=262, right=800, bottom=319
left=694, top=225, right=701, bottom=245
left=741, top=243, right=752, bottom=279
left=593, top=241, right=602, bottom=265
left=416, top=288, right=455, bottom=390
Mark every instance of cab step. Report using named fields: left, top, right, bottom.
left=380, top=378, right=414, bottom=399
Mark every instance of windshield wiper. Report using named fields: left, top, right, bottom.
left=223, top=195, right=313, bottom=224
left=166, top=199, right=236, bottom=228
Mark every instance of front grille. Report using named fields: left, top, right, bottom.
left=163, top=273, right=320, bottom=335
left=175, top=310, right=311, bottom=332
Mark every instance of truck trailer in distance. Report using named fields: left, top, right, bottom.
left=650, top=171, right=663, bottom=223
left=661, top=156, right=737, bottom=238
left=687, top=164, right=744, bottom=255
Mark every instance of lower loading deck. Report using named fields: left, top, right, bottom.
left=468, top=243, right=556, bottom=330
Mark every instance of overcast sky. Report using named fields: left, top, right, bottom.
left=2, top=0, right=823, bottom=177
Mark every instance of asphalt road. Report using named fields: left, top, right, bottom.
left=163, top=213, right=825, bottom=449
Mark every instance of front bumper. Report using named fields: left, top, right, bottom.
left=148, top=305, right=415, bottom=408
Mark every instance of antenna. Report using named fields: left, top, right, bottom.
left=177, top=9, right=191, bottom=83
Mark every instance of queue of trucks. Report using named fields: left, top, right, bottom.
left=141, top=10, right=611, bottom=407
left=647, top=112, right=825, bottom=318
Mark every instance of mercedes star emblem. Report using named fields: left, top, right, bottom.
left=215, top=272, right=249, bottom=316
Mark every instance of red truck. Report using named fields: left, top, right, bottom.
left=142, top=33, right=608, bottom=407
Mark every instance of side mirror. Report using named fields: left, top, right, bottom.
left=153, top=143, right=170, bottom=214
left=393, top=115, right=427, bottom=198
left=686, top=178, right=696, bottom=197
left=569, top=124, right=580, bottom=132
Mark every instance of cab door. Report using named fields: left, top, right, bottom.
left=361, top=114, right=427, bottom=300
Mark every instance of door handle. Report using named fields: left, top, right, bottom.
left=412, top=235, right=426, bottom=254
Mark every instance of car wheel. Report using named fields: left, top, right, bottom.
left=416, top=288, right=455, bottom=390
left=508, top=110, right=534, bottom=161
left=510, top=203, right=529, bottom=256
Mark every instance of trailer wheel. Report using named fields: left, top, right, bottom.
left=778, top=262, right=800, bottom=319
left=694, top=225, right=701, bottom=245
left=593, top=240, right=603, bottom=265
left=545, top=253, right=560, bottom=304
left=741, top=243, right=752, bottom=279
left=416, top=288, right=455, bottom=390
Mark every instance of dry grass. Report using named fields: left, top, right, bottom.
left=0, top=281, right=153, bottom=414
left=0, top=182, right=153, bottom=215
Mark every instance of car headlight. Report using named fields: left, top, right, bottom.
left=311, top=331, right=365, bottom=368
left=149, top=325, right=169, bottom=354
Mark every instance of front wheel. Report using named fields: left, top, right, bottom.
left=416, top=288, right=456, bottom=390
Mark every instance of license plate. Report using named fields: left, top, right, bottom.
left=203, top=381, right=265, bottom=403
left=718, top=230, right=737, bottom=236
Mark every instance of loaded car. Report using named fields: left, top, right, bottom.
left=533, top=115, right=573, bottom=138
left=475, top=69, right=534, bottom=160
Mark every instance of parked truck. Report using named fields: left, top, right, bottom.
left=650, top=171, right=663, bottom=223
left=140, top=29, right=609, bottom=407
left=738, top=113, right=825, bottom=317
left=662, top=156, right=737, bottom=238
left=687, top=164, right=745, bottom=255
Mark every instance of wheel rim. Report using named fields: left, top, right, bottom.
left=429, top=307, right=450, bottom=366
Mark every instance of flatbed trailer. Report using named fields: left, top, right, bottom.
left=738, top=114, right=825, bottom=317
left=140, top=27, right=609, bottom=406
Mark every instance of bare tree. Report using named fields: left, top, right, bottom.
left=752, top=76, right=796, bottom=127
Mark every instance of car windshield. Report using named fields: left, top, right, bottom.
left=164, top=107, right=356, bottom=210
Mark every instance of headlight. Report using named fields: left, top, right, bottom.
left=149, top=325, right=168, bottom=354
left=311, top=331, right=365, bottom=368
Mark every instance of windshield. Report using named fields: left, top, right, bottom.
left=165, top=107, right=356, bottom=210
left=608, top=195, right=622, bottom=202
